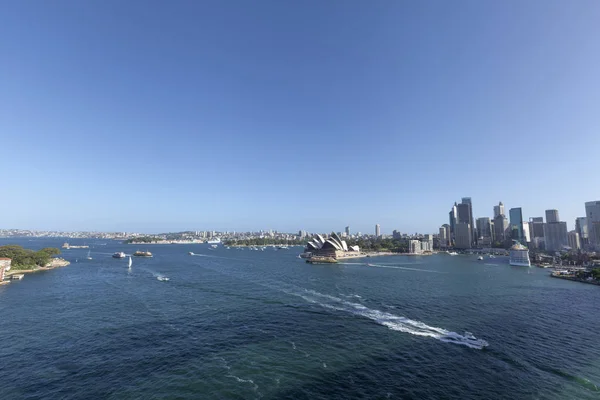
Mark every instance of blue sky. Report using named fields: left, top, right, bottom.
left=1, top=1, right=599, bottom=234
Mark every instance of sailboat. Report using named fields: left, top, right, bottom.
left=86, top=250, right=92, bottom=260
left=128, top=256, right=132, bottom=269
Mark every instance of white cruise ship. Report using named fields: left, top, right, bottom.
left=509, top=242, right=531, bottom=267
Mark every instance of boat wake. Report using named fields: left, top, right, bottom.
left=366, top=263, right=445, bottom=273
left=287, top=288, right=488, bottom=349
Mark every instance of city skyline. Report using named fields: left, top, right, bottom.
left=2, top=2, right=600, bottom=233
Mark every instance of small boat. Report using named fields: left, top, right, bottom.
left=477, top=256, right=484, bottom=261
left=112, top=252, right=126, bottom=259
left=128, top=256, right=132, bottom=268
left=133, top=250, right=153, bottom=257
left=489, top=254, right=496, bottom=259
left=157, top=276, right=169, bottom=282
left=210, top=245, right=218, bottom=249
left=447, top=251, right=458, bottom=256
left=86, top=250, right=92, bottom=260
left=189, top=252, right=194, bottom=256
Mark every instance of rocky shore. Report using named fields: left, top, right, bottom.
left=6, top=258, right=70, bottom=276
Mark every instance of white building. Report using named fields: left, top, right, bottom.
left=568, top=231, right=580, bottom=251
left=375, top=224, right=381, bottom=238
left=409, top=240, right=423, bottom=254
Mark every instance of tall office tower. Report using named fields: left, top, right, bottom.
left=493, top=201, right=505, bottom=218
left=449, top=203, right=458, bottom=237
left=544, top=210, right=568, bottom=252
left=568, top=231, right=581, bottom=250
left=522, top=222, right=531, bottom=243
left=439, top=226, right=448, bottom=247
left=546, top=209, right=560, bottom=224
left=509, top=208, right=524, bottom=243
left=476, top=217, right=492, bottom=238
left=575, top=217, right=588, bottom=247
left=392, top=230, right=402, bottom=240
left=494, top=214, right=508, bottom=242
left=345, top=226, right=350, bottom=237
left=529, top=217, right=545, bottom=238
left=454, top=223, right=472, bottom=249
left=375, top=224, right=381, bottom=238
left=461, top=197, right=476, bottom=244
left=586, top=201, right=600, bottom=250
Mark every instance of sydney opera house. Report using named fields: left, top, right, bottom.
left=304, top=232, right=360, bottom=258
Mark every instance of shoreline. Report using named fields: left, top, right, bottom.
left=6, top=258, right=71, bottom=276
left=550, top=274, right=600, bottom=286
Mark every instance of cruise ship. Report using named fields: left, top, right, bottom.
left=509, top=242, right=531, bottom=267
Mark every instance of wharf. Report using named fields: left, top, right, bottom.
left=550, top=274, right=600, bottom=286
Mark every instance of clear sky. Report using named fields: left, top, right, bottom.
left=2, top=1, right=599, bottom=234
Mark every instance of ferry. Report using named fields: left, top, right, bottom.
left=133, top=250, right=153, bottom=257
left=112, top=252, right=126, bottom=259
left=509, top=241, right=531, bottom=267
left=306, top=256, right=338, bottom=264
left=207, top=238, right=221, bottom=244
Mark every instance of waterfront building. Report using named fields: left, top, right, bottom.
left=493, top=201, right=505, bottom=219
left=305, top=232, right=358, bottom=258
left=575, top=217, right=588, bottom=246
left=454, top=223, right=472, bottom=249
left=439, top=225, right=451, bottom=248
left=493, top=214, right=508, bottom=243
left=568, top=231, right=581, bottom=250
left=544, top=210, right=568, bottom=252
left=0, top=258, right=11, bottom=281
left=421, top=234, right=433, bottom=252
left=585, top=201, right=600, bottom=250
left=409, top=240, right=423, bottom=255
left=375, top=224, right=381, bottom=238
left=509, top=208, right=524, bottom=243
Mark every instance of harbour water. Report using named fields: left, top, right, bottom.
left=0, top=238, right=599, bottom=399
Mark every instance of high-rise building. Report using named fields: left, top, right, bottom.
left=392, top=230, right=402, bottom=240
left=493, top=214, right=508, bottom=243
left=454, top=223, right=472, bottom=249
left=586, top=201, right=600, bottom=250
left=522, top=222, right=531, bottom=243
left=493, top=202, right=505, bottom=219
left=439, top=226, right=448, bottom=248
left=476, top=217, right=492, bottom=239
left=345, top=226, right=350, bottom=237
left=529, top=217, right=545, bottom=238
left=509, top=208, right=524, bottom=243
left=375, top=224, right=381, bottom=238
left=544, top=210, right=568, bottom=252
left=461, top=197, right=476, bottom=244
left=449, top=203, right=458, bottom=237
left=545, top=209, right=560, bottom=224
left=568, top=231, right=581, bottom=250
left=456, top=202, right=473, bottom=247
left=409, top=240, right=423, bottom=254
left=575, top=217, right=588, bottom=243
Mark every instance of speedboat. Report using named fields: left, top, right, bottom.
left=188, top=252, right=194, bottom=256
left=477, top=256, right=484, bottom=261
left=157, top=276, right=169, bottom=282
left=489, top=254, right=496, bottom=259
left=447, top=251, right=458, bottom=256
left=112, top=252, right=126, bottom=259
left=210, top=244, right=218, bottom=249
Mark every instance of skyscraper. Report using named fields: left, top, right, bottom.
left=575, top=217, right=588, bottom=246
left=476, top=217, right=492, bottom=239
left=545, top=209, right=560, bottom=224
left=585, top=201, right=600, bottom=250
left=449, top=203, right=458, bottom=237
left=544, top=210, right=568, bottom=252
left=454, top=223, right=472, bottom=249
left=568, top=231, right=581, bottom=250
left=509, top=208, right=524, bottom=243
left=529, top=217, right=545, bottom=238
left=439, top=225, right=449, bottom=248
left=493, top=214, right=508, bottom=243
left=345, top=226, right=350, bottom=237
left=493, top=202, right=504, bottom=219
left=461, top=197, right=476, bottom=244
left=375, top=224, right=381, bottom=238
left=456, top=203, right=472, bottom=248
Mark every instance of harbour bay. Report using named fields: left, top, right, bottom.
left=0, top=238, right=599, bottom=399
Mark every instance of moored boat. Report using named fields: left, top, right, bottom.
left=509, top=241, right=531, bottom=267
